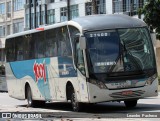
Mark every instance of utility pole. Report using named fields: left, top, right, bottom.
left=67, top=0, right=70, bottom=21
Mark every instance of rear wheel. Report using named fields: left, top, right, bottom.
left=26, top=86, right=45, bottom=107
left=26, top=86, right=35, bottom=107
left=124, top=100, right=138, bottom=108
left=70, top=87, right=82, bottom=112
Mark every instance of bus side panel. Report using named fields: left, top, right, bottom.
left=7, top=59, right=52, bottom=101
left=77, top=70, right=89, bottom=102
left=6, top=63, right=24, bottom=99
left=47, top=57, right=59, bottom=100
left=52, top=56, right=81, bottom=101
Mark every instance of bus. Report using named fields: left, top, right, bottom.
left=0, top=39, right=7, bottom=92
left=5, top=14, right=158, bottom=111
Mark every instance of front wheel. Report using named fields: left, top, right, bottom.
left=71, top=89, right=82, bottom=112
left=124, top=100, right=138, bottom=108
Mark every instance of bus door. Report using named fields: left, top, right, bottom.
left=75, top=38, right=89, bottom=102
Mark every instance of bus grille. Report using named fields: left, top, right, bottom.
left=109, top=90, right=145, bottom=99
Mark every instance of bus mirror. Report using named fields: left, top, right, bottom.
left=150, top=33, right=156, bottom=46
left=79, top=36, right=86, bottom=50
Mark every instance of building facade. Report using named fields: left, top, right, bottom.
left=0, top=0, right=25, bottom=67
left=113, top=0, right=147, bottom=16
left=24, top=0, right=109, bottom=30
left=24, top=0, right=147, bottom=30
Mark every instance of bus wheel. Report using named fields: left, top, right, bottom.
left=26, top=86, right=34, bottom=107
left=71, top=89, right=82, bottom=112
left=124, top=100, right=138, bottom=108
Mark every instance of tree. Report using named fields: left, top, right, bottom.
left=142, top=0, right=160, bottom=39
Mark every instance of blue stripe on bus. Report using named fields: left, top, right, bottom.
left=58, top=57, right=77, bottom=77
left=9, top=57, right=77, bottom=100
left=9, top=58, right=51, bottom=100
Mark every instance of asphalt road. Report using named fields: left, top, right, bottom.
left=0, top=92, right=160, bottom=121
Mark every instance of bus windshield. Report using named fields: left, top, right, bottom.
left=85, top=28, right=156, bottom=76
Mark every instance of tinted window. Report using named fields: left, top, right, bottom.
left=57, top=27, right=71, bottom=56
left=23, top=34, right=34, bottom=60
left=6, top=38, right=15, bottom=62
left=45, top=29, right=57, bottom=57
left=36, top=31, right=46, bottom=58
left=15, top=36, right=24, bottom=61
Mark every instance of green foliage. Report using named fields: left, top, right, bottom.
left=142, top=0, right=160, bottom=39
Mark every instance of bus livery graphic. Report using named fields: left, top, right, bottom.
left=33, top=60, right=46, bottom=83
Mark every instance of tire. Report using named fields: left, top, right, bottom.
left=71, top=89, right=82, bottom=112
left=26, top=86, right=45, bottom=107
left=26, top=86, right=34, bottom=107
left=124, top=100, right=138, bottom=108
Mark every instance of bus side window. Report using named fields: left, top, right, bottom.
left=15, top=36, right=24, bottom=61
left=6, top=38, right=15, bottom=62
left=57, top=26, right=72, bottom=57
left=75, top=38, right=85, bottom=75
left=68, top=25, right=80, bottom=58
left=36, top=32, right=46, bottom=58
left=45, top=29, right=57, bottom=57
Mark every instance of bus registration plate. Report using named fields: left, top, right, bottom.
left=122, top=90, right=133, bottom=95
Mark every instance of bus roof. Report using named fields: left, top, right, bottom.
left=6, top=14, right=147, bottom=39
left=70, top=14, right=147, bottom=31
left=72, top=14, right=147, bottom=30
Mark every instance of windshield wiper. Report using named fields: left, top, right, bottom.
left=122, top=41, right=142, bottom=71
left=107, top=40, right=142, bottom=73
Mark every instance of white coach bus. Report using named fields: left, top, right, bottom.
left=5, top=14, right=158, bottom=111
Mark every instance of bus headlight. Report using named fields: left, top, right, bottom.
left=145, top=74, right=157, bottom=85
left=89, top=79, right=107, bottom=89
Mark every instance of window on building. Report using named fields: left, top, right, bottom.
left=0, top=26, right=5, bottom=37
left=7, top=2, right=11, bottom=13
left=113, top=0, right=123, bottom=13
left=70, top=5, right=79, bottom=19
left=31, top=13, right=35, bottom=29
left=7, top=25, right=11, bottom=35
left=0, top=3, right=5, bottom=14
left=113, top=0, right=146, bottom=16
left=14, top=0, right=25, bottom=11
left=36, top=12, right=39, bottom=28
left=47, top=9, right=55, bottom=25
left=85, top=0, right=106, bottom=15
left=60, top=5, right=79, bottom=22
left=50, top=0, right=55, bottom=3
left=60, top=7, right=67, bottom=22
left=25, top=14, right=29, bottom=29
left=85, top=2, right=92, bottom=15
left=13, top=21, right=24, bottom=33
left=40, top=11, right=45, bottom=25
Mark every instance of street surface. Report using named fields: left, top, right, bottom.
left=0, top=92, right=160, bottom=121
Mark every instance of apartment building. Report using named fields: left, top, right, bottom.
left=24, top=0, right=146, bottom=30
left=24, top=0, right=109, bottom=30
left=113, top=0, right=147, bottom=16
left=0, top=0, right=25, bottom=66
